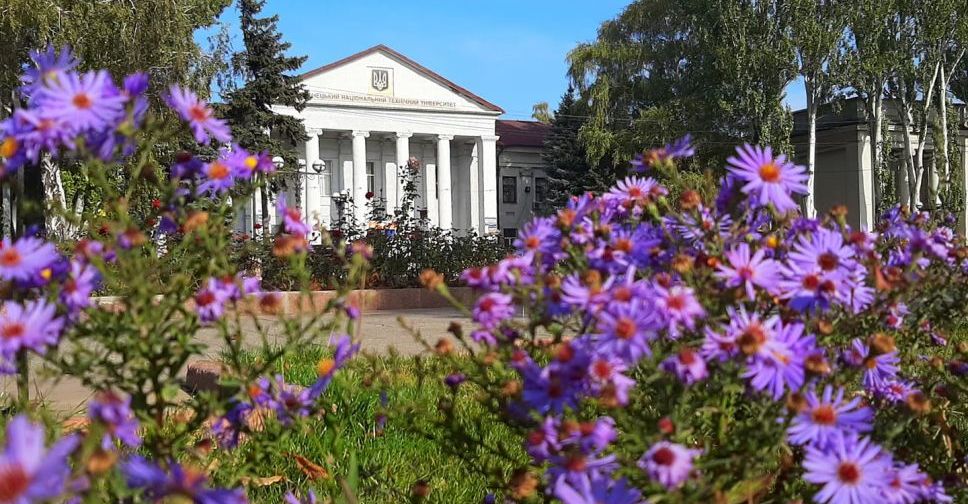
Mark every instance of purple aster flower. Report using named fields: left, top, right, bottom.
left=285, top=490, right=317, bottom=504
left=251, top=375, right=313, bottom=425
left=521, top=363, right=580, bottom=414
left=662, top=348, right=708, bottom=385
left=605, top=176, right=666, bottom=210
left=881, top=463, right=927, bottom=504
left=526, top=416, right=560, bottom=463
left=560, top=417, right=617, bottom=455
left=0, top=415, right=79, bottom=503
left=555, top=475, right=644, bottom=504
left=587, top=354, right=636, bottom=406
left=514, top=217, right=561, bottom=257
left=726, top=144, right=808, bottom=213
left=0, top=236, right=59, bottom=282
left=194, top=277, right=231, bottom=324
left=276, top=195, right=311, bottom=237
left=21, top=46, right=78, bottom=97
left=742, top=320, right=814, bottom=400
left=223, top=145, right=273, bottom=181
left=638, top=441, right=701, bottom=490
left=653, top=284, right=705, bottom=339
left=547, top=451, right=619, bottom=496
left=307, top=334, right=358, bottom=399
left=164, top=85, right=232, bottom=145
left=787, top=385, right=873, bottom=448
left=210, top=402, right=252, bottom=449
left=594, top=300, right=656, bottom=363
left=802, top=432, right=892, bottom=504
left=700, top=325, right=738, bottom=363
left=60, top=259, right=99, bottom=313
left=88, top=390, right=141, bottom=449
left=874, top=380, right=915, bottom=404
left=122, top=455, right=247, bottom=503
left=472, top=292, right=515, bottom=330
left=844, top=339, right=899, bottom=391
left=198, top=158, right=235, bottom=194
left=0, top=299, right=64, bottom=359
left=36, top=70, right=126, bottom=133
left=716, top=243, right=781, bottom=299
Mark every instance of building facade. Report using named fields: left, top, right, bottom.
left=237, top=45, right=549, bottom=239
left=791, top=97, right=968, bottom=235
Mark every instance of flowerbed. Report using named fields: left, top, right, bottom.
left=406, top=139, right=968, bottom=502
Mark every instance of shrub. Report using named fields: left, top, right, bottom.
left=235, top=157, right=509, bottom=291
left=409, top=139, right=968, bottom=502
left=0, top=47, right=362, bottom=502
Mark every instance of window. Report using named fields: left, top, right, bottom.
left=534, top=177, right=548, bottom=209
left=365, top=162, right=375, bottom=194
left=502, top=228, right=517, bottom=247
left=502, top=176, right=517, bottom=204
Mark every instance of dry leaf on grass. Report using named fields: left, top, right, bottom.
left=291, top=453, right=330, bottom=480
left=241, top=475, right=285, bottom=487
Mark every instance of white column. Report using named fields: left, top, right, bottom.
left=395, top=132, right=411, bottom=210
left=856, top=130, right=874, bottom=230
left=436, top=135, right=453, bottom=229
left=304, top=129, right=321, bottom=235
left=469, top=141, right=481, bottom=234
left=480, top=135, right=500, bottom=234
left=425, top=162, right=439, bottom=227
left=351, top=130, right=369, bottom=225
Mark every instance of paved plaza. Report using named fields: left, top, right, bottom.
left=0, top=308, right=468, bottom=413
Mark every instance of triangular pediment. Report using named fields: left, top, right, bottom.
left=299, top=45, right=503, bottom=115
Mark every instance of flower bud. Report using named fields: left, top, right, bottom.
left=868, top=333, right=896, bottom=355
left=508, top=469, right=538, bottom=500
left=435, top=338, right=454, bottom=356
left=419, top=269, right=444, bottom=290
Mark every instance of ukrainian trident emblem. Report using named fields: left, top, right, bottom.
left=371, top=69, right=389, bottom=92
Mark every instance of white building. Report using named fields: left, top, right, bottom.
left=238, top=44, right=548, bottom=238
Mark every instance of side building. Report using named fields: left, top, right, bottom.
left=791, top=97, right=968, bottom=234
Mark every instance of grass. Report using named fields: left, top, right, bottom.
left=212, top=347, right=527, bottom=503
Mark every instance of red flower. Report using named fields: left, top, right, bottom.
left=365, top=191, right=374, bottom=200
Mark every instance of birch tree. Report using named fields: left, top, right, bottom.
left=843, top=0, right=902, bottom=211
left=785, top=0, right=847, bottom=217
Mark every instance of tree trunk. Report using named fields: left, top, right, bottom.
left=869, top=92, right=884, bottom=211
left=906, top=64, right=940, bottom=210
left=41, top=155, right=68, bottom=239
left=805, top=86, right=817, bottom=218
left=899, top=102, right=917, bottom=209
left=939, top=65, right=950, bottom=195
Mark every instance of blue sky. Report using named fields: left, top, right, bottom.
left=198, top=1, right=807, bottom=119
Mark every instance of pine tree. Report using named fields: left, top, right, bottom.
left=541, top=87, right=615, bottom=213
left=220, top=0, right=310, bottom=228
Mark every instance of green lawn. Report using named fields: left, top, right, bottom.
left=213, top=347, right=527, bottom=503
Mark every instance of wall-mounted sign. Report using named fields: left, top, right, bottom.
left=309, top=91, right=457, bottom=110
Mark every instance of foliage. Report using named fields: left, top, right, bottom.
left=237, top=158, right=509, bottom=290
left=219, top=0, right=311, bottom=217
left=568, top=0, right=796, bottom=172
left=0, top=48, right=365, bottom=502
left=408, top=137, right=968, bottom=502
left=541, top=87, right=619, bottom=214
left=207, top=348, right=522, bottom=503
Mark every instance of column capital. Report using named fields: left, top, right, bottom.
left=395, top=131, right=413, bottom=139
left=480, top=134, right=500, bottom=143
left=437, top=134, right=454, bottom=142
left=306, top=127, right=323, bottom=137
left=352, top=130, right=370, bottom=138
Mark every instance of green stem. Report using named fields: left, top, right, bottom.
left=16, top=350, right=28, bottom=408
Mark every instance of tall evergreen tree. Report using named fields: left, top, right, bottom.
left=220, top=0, right=310, bottom=228
left=541, top=87, right=617, bottom=213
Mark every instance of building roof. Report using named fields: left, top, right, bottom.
left=496, top=120, right=551, bottom=148
left=299, top=44, right=504, bottom=113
